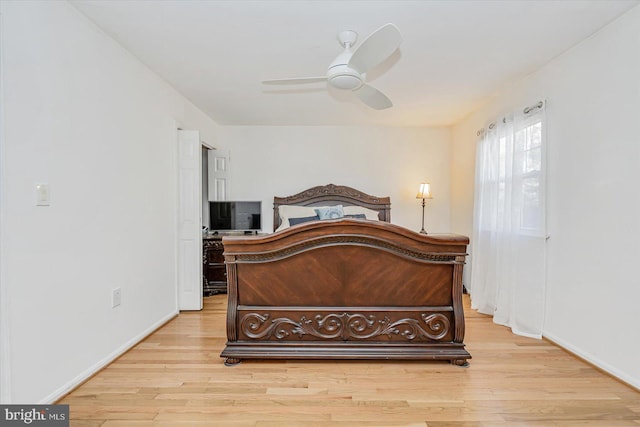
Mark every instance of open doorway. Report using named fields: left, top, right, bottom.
left=202, top=148, right=230, bottom=297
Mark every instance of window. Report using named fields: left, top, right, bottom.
left=477, top=115, right=544, bottom=235
left=515, top=119, right=543, bottom=233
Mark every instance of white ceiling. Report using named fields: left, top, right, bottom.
left=70, top=0, right=638, bottom=127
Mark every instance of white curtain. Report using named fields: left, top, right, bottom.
left=469, top=102, right=547, bottom=338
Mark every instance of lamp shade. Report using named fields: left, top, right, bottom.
left=416, top=182, right=432, bottom=199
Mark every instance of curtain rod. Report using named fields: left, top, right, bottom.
left=523, top=101, right=544, bottom=114
left=476, top=100, right=544, bottom=136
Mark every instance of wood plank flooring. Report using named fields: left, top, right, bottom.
left=59, top=295, right=640, bottom=426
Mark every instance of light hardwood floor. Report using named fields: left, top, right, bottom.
left=60, top=295, right=640, bottom=426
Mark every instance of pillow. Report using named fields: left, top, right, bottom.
left=342, top=205, right=380, bottom=221
left=289, top=215, right=320, bottom=226
left=314, top=205, right=344, bottom=220
left=278, top=204, right=317, bottom=220
left=276, top=205, right=318, bottom=232
left=345, top=214, right=366, bottom=219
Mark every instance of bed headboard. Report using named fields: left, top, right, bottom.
left=273, top=184, right=391, bottom=231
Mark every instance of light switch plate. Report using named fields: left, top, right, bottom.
left=35, top=183, right=50, bottom=206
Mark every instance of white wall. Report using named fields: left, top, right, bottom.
left=451, top=6, right=640, bottom=388
left=216, top=126, right=452, bottom=234
left=0, top=1, right=219, bottom=403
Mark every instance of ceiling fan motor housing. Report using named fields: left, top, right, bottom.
left=327, top=49, right=363, bottom=90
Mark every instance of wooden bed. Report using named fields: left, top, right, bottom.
left=221, top=184, right=471, bottom=366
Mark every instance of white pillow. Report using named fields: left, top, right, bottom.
left=343, top=205, right=380, bottom=221
left=276, top=205, right=317, bottom=232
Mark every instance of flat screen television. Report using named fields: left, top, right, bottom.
left=209, top=201, right=262, bottom=233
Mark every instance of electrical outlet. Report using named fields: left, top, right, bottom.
left=112, top=288, right=121, bottom=308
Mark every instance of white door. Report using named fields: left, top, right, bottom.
left=177, top=130, right=203, bottom=310
left=208, top=149, right=230, bottom=201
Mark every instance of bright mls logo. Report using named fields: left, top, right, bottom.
left=0, top=405, right=68, bottom=426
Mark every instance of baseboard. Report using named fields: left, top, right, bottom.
left=543, top=331, right=640, bottom=391
left=43, top=309, right=179, bottom=404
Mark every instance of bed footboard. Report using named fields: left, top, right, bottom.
left=221, top=219, right=470, bottom=366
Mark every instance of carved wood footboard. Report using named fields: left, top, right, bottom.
left=220, top=218, right=470, bottom=366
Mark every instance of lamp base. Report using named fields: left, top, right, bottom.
left=419, top=199, right=428, bottom=235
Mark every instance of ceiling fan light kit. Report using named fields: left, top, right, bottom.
left=328, top=67, right=362, bottom=90
left=262, top=23, right=402, bottom=110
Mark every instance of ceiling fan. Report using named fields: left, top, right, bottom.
left=262, top=23, right=403, bottom=110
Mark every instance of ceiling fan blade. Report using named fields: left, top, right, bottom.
left=348, top=23, right=402, bottom=74
left=262, top=77, right=328, bottom=85
left=353, top=84, right=393, bottom=110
